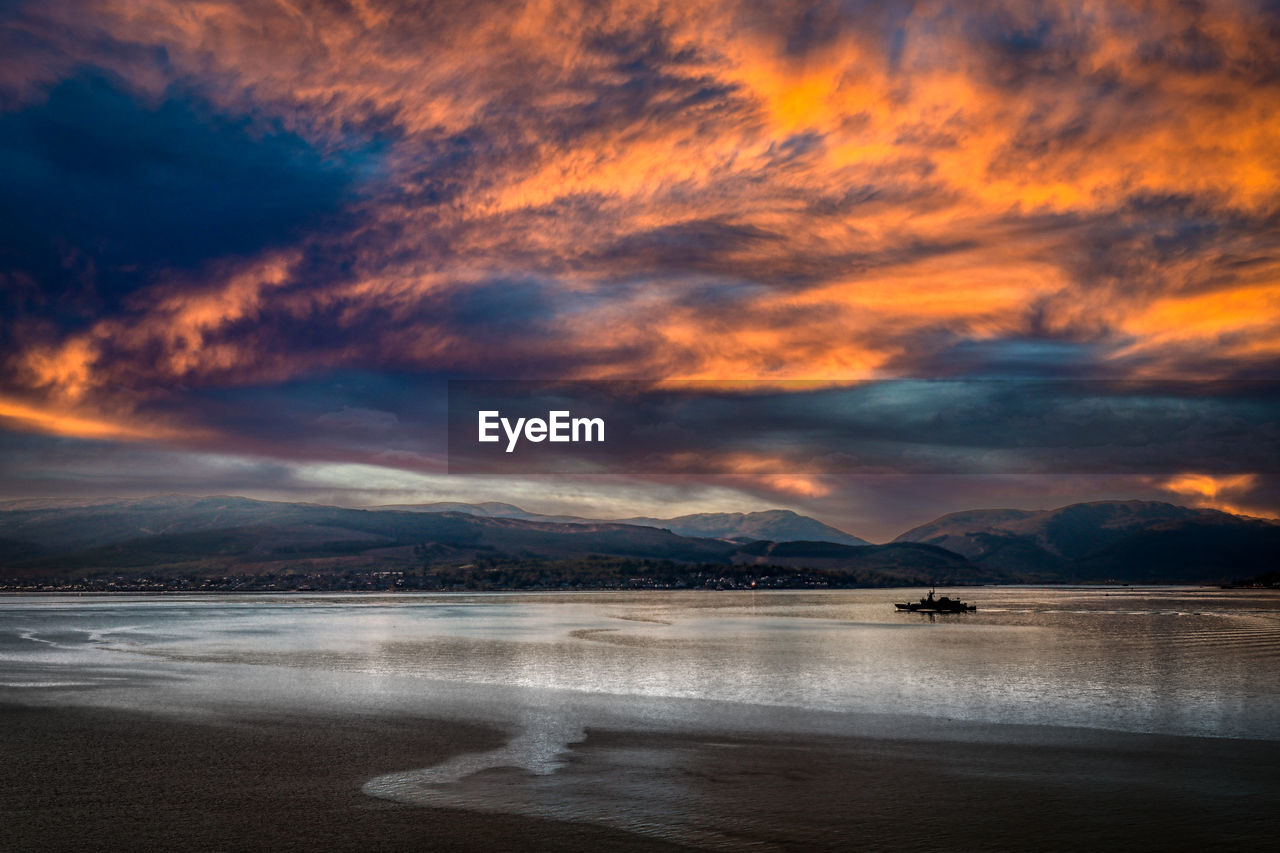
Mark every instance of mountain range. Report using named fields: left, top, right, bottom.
left=376, top=503, right=870, bottom=545
left=894, top=500, right=1279, bottom=584
left=0, top=495, right=1274, bottom=588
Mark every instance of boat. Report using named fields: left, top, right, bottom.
left=894, top=589, right=976, bottom=613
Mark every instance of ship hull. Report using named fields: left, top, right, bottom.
left=894, top=602, right=977, bottom=613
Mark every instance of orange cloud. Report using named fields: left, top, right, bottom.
left=19, top=251, right=306, bottom=402
left=679, top=451, right=836, bottom=498
left=0, top=396, right=192, bottom=442
left=1158, top=472, right=1263, bottom=516
left=1117, top=281, right=1280, bottom=365
left=3, top=0, right=1279, bottom=447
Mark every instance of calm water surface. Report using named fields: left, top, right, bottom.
left=3, top=588, right=1278, bottom=848
left=2, top=587, right=1276, bottom=738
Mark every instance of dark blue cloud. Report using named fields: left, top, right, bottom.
left=964, top=6, right=1091, bottom=88
left=597, top=218, right=781, bottom=272
left=0, top=72, right=370, bottom=323
left=899, top=338, right=1114, bottom=379
left=152, top=370, right=453, bottom=466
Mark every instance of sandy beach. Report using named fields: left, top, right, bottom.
left=0, top=703, right=689, bottom=853
left=4, top=701, right=1277, bottom=852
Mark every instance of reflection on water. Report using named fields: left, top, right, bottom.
left=3, top=588, right=1276, bottom=738
left=2, top=589, right=1278, bottom=848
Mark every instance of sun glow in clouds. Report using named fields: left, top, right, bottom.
left=0, top=0, right=1278, bottom=524
left=1159, top=472, right=1262, bottom=515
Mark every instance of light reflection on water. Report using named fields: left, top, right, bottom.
left=1, top=588, right=1278, bottom=740
left=4, top=588, right=1279, bottom=849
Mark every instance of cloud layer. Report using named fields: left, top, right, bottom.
left=1, top=0, right=1278, bottom=525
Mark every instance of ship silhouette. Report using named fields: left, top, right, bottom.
left=894, top=589, right=976, bottom=613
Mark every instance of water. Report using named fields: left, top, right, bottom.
left=3, top=588, right=1278, bottom=849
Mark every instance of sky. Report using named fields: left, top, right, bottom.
left=1, top=0, right=1278, bottom=541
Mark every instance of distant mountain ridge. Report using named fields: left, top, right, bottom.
left=0, top=495, right=735, bottom=573
left=376, top=503, right=869, bottom=546
left=732, top=539, right=1011, bottom=585
left=895, top=500, right=1280, bottom=583
left=0, top=495, right=950, bottom=589
left=0, top=495, right=1274, bottom=587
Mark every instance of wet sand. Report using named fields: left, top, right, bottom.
left=3, top=702, right=1278, bottom=852
left=0, top=703, right=688, bottom=853
left=556, top=728, right=1280, bottom=851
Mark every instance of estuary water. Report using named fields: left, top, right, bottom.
left=3, top=588, right=1278, bottom=848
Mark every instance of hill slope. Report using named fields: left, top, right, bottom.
left=3, top=495, right=1273, bottom=588
left=0, top=496, right=926, bottom=588
left=895, top=500, right=1280, bottom=583
left=734, top=540, right=1012, bottom=585
left=0, top=496, right=735, bottom=575
left=378, top=504, right=869, bottom=545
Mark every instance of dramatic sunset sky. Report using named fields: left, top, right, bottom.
left=1, top=0, right=1278, bottom=539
